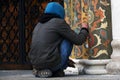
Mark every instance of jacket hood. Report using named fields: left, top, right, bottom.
left=44, top=2, right=65, bottom=19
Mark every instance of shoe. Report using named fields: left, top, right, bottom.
left=33, top=68, right=52, bottom=78
left=52, top=69, right=65, bottom=77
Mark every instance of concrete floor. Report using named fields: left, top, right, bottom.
left=0, top=70, right=120, bottom=80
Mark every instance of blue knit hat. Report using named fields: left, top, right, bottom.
left=44, top=2, right=65, bottom=19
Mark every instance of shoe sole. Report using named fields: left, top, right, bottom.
left=35, top=69, right=52, bottom=78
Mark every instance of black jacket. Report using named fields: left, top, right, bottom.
left=29, top=18, right=89, bottom=69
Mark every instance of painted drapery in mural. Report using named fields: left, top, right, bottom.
left=64, top=0, right=112, bottom=59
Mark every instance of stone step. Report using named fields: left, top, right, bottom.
left=0, top=70, right=120, bottom=80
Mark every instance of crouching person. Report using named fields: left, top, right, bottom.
left=28, top=2, right=89, bottom=78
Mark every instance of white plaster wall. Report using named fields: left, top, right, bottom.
left=111, top=0, right=120, bottom=39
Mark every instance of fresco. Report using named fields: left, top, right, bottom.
left=64, top=0, right=112, bottom=59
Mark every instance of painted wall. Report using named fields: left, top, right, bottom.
left=64, top=0, right=112, bottom=59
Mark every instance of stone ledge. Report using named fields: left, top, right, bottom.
left=70, top=59, right=110, bottom=75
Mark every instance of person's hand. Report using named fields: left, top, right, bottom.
left=82, top=23, right=89, bottom=29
